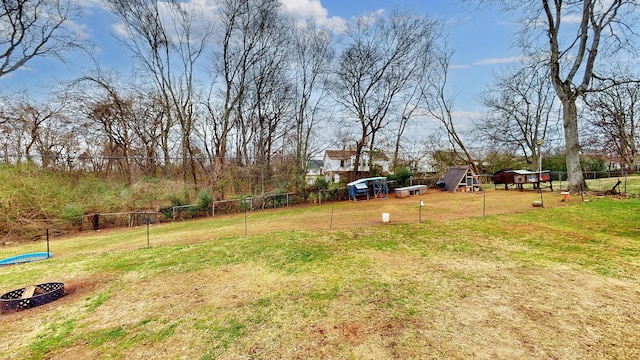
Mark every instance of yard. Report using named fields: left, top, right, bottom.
left=1, top=184, right=639, bottom=359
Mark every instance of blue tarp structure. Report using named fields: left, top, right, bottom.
left=347, top=177, right=389, bottom=201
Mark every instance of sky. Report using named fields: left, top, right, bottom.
left=0, top=0, right=522, bottom=125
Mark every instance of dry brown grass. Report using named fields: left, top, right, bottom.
left=1, top=188, right=639, bottom=360
left=190, top=188, right=568, bottom=238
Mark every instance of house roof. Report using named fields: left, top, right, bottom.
left=367, top=150, right=390, bottom=162
left=307, top=159, right=323, bottom=170
left=324, top=149, right=391, bottom=161
left=324, top=150, right=356, bottom=160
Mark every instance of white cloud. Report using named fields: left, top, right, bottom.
left=354, top=9, right=385, bottom=28
left=71, top=0, right=110, bottom=11
left=452, top=110, right=483, bottom=120
left=71, top=0, right=103, bottom=7
left=473, top=56, right=528, bottom=66
left=111, top=22, right=129, bottom=38
left=451, top=111, right=484, bottom=131
left=561, top=13, right=583, bottom=24
left=281, top=0, right=326, bottom=19
left=280, top=0, right=347, bottom=32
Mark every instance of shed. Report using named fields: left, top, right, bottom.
left=491, top=169, right=553, bottom=191
left=490, top=168, right=515, bottom=189
left=440, top=165, right=484, bottom=193
left=511, top=170, right=533, bottom=184
left=347, top=177, right=389, bottom=201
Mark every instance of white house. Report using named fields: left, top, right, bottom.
left=305, top=159, right=324, bottom=185
left=321, top=149, right=392, bottom=181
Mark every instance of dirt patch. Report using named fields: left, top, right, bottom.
left=1, top=189, right=637, bottom=360
left=190, top=188, right=570, bottom=240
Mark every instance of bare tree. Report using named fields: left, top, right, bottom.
left=584, top=80, right=640, bottom=171
left=477, top=62, right=559, bottom=166
left=248, top=67, right=293, bottom=163
left=333, top=10, right=439, bottom=175
left=470, top=0, right=640, bottom=192
left=0, top=93, right=70, bottom=166
left=73, top=77, right=138, bottom=183
left=290, top=22, right=334, bottom=182
left=421, top=44, right=477, bottom=173
left=209, top=0, right=286, bottom=180
left=66, top=76, right=167, bottom=177
left=391, top=58, right=432, bottom=173
left=243, top=52, right=294, bottom=194
left=0, top=0, right=84, bottom=78
left=238, top=9, right=292, bottom=169
left=107, top=0, right=210, bottom=184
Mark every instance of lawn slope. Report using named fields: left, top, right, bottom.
left=1, top=196, right=639, bottom=359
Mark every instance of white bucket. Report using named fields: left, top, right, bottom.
left=382, top=213, right=390, bottom=223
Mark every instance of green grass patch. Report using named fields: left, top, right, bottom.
left=84, top=289, right=113, bottom=312
left=84, top=326, right=127, bottom=346
left=2, top=196, right=640, bottom=359
left=29, top=318, right=77, bottom=360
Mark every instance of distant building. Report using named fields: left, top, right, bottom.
left=305, top=159, right=324, bottom=185
left=321, top=149, right=392, bottom=180
left=322, top=150, right=357, bottom=177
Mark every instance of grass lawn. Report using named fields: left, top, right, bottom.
left=0, top=187, right=639, bottom=359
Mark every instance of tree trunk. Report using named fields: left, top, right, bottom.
left=368, top=132, right=377, bottom=177
left=562, top=98, right=587, bottom=193
left=353, top=141, right=364, bottom=175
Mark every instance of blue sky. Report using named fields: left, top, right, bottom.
left=0, top=0, right=522, bottom=120
left=288, top=0, right=522, bottom=119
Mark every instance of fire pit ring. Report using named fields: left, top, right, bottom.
left=1, top=282, right=65, bottom=313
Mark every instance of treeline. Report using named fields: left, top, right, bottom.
left=0, top=0, right=447, bottom=198
left=1, top=0, right=639, bottom=199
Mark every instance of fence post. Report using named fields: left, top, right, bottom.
left=93, top=214, right=100, bottom=231
left=146, top=216, right=150, bottom=247
left=330, top=204, right=334, bottom=230
left=559, top=173, right=562, bottom=190
left=483, top=194, right=486, bottom=216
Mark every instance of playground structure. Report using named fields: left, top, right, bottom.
left=440, top=166, right=484, bottom=193
left=347, top=177, right=389, bottom=201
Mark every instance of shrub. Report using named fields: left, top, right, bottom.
left=389, top=167, right=413, bottom=187
left=542, top=154, right=567, bottom=172
left=314, top=177, right=329, bottom=191
left=192, top=189, right=213, bottom=215
left=59, top=204, right=85, bottom=226
left=160, top=196, right=188, bottom=219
